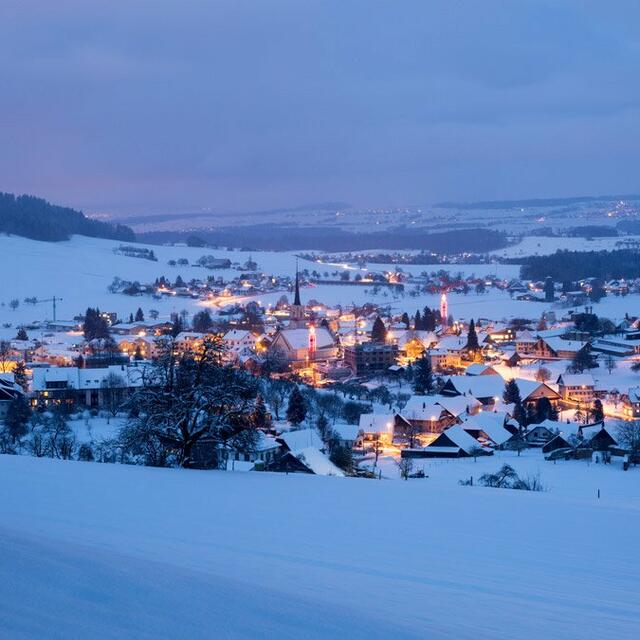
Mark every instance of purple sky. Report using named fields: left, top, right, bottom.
left=1, top=1, right=639, bottom=216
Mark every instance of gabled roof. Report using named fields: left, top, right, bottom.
left=358, top=413, right=395, bottom=435
left=556, top=374, right=595, bottom=387
left=293, top=447, right=344, bottom=477
left=430, top=425, right=491, bottom=455
left=442, top=374, right=504, bottom=400
left=279, top=428, right=324, bottom=453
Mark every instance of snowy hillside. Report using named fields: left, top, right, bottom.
left=1, top=455, right=639, bottom=639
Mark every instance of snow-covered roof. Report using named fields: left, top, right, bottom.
left=332, top=424, right=361, bottom=442
left=358, top=413, right=395, bottom=435
left=437, top=425, right=489, bottom=454
left=462, top=412, right=514, bottom=446
left=277, top=327, right=335, bottom=350
left=557, top=374, right=595, bottom=387
left=543, top=337, right=588, bottom=353
left=279, top=428, right=324, bottom=453
left=443, top=374, right=504, bottom=400
left=294, top=447, right=345, bottom=477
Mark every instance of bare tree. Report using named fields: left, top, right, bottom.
left=616, top=421, right=640, bottom=464
left=101, top=372, right=127, bottom=421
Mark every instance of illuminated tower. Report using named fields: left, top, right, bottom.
left=308, top=324, right=316, bottom=359
left=440, top=291, right=448, bottom=330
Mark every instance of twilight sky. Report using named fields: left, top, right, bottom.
left=1, top=0, right=639, bottom=216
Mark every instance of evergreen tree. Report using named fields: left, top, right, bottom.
left=414, top=310, right=422, bottom=330
left=570, top=348, right=596, bottom=373
left=512, top=402, right=527, bottom=430
left=175, top=275, right=186, bottom=288
left=4, top=395, right=31, bottom=443
left=13, top=361, right=28, bottom=391
left=371, top=316, right=387, bottom=343
left=591, top=399, right=604, bottom=423
left=83, top=307, right=109, bottom=341
left=330, top=445, right=353, bottom=473
left=135, top=307, right=145, bottom=322
left=129, top=313, right=134, bottom=323
left=286, top=386, right=307, bottom=426
left=401, top=312, right=411, bottom=328
left=134, top=345, right=144, bottom=361
left=252, top=394, right=270, bottom=429
left=503, top=379, right=522, bottom=405
left=465, top=319, right=479, bottom=352
left=423, top=307, right=436, bottom=331
left=192, top=309, right=213, bottom=333
left=412, top=354, right=434, bottom=395
left=15, top=327, right=28, bottom=341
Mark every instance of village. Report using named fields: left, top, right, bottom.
left=2, top=249, right=640, bottom=480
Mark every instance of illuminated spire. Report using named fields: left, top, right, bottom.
left=440, top=291, right=448, bottom=329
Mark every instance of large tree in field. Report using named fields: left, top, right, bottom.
left=121, top=335, right=258, bottom=467
left=412, top=354, right=434, bottom=395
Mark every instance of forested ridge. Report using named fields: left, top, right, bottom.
left=0, top=192, right=135, bottom=242
left=516, top=249, right=640, bottom=281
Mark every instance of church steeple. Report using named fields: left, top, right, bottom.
left=293, top=259, right=301, bottom=307
left=289, top=259, right=305, bottom=327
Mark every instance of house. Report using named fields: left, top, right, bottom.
left=513, top=379, right=561, bottom=410
left=31, top=364, right=146, bottom=409
left=460, top=411, right=519, bottom=449
left=464, top=364, right=499, bottom=376
left=223, top=329, right=259, bottom=354
left=331, top=424, right=361, bottom=450
left=542, top=433, right=573, bottom=455
left=440, top=374, right=505, bottom=405
left=515, top=330, right=538, bottom=355
left=343, top=342, right=398, bottom=376
left=0, top=374, right=24, bottom=418
left=403, top=425, right=493, bottom=459
left=534, top=337, right=590, bottom=360
left=524, top=419, right=560, bottom=447
left=229, top=432, right=281, bottom=467
left=621, top=387, right=640, bottom=419
left=556, top=374, right=596, bottom=404
left=401, top=394, right=482, bottom=433
left=273, top=428, right=344, bottom=476
left=358, top=413, right=406, bottom=444
left=269, top=326, right=338, bottom=365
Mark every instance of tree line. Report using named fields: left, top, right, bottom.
left=0, top=192, right=135, bottom=242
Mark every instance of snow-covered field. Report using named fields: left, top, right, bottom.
left=490, top=234, right=640, bottom=258
left=1, top=455, right=639, bottom=639
left=3, top=234, right=635, bottom=333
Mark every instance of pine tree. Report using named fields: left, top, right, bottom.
left=591, top=399, right=604, bottom=423
left=129, top=313, right=134, bottom=323
left=371, top=316, right=387, bottom=343
left=466, top=319, right=479, bottom=352
left=135, top=307, right=145, bottom=322
left=4, top=395, right=31, bottom=443
left=252, top=394, right=270, bottom=428
left=13, top=361, right=28, bottom=392
left=503, top=379, right=522, bottom=405
left=414, top=310, right=422, bottom=330
left=286, top=386, right=307, bottom=426
left=15, top=327, right=28, bottom=341
left=412, top=354, right=434, bottom=395
left=401, top=312, right=410, bottom=328
left=423, top=307, right=436, bottom=331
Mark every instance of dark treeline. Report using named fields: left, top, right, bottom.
left=0, top=192, right=135, bottom=242
left=140, top=226, right=507, bottom=253
left=516, top=249, right=640, bottom=281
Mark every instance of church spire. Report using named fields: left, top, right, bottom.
left=293, top=258, right=301, bottom=306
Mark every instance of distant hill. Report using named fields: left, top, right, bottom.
left=0, top=192, right=135, bottom=242
left=434, top=194, right=640, bottom=210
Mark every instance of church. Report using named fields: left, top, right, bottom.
left=268, top=265, right=338, bottom=366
